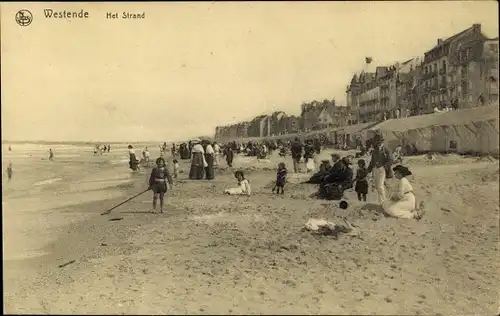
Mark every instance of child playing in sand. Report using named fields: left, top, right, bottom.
left=354, top=159, right=369, bottom=202
left=272, top=162, right=287, bottom=195
left=224, top=171, right=251, bottom=196
left=6, top=162, right=13, bottom=181
left=172, top=159, right=180, bottom=179
left=148, top=157, right=174, bottom=213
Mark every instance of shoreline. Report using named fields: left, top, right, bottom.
left=3, top=172, right=151, bottom=309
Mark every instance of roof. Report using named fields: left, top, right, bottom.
left=442, top=27, right=471, bottom=45
left=428, top=25, right=486, bottom=53
left=370, top=104, right=498, bottom=132
left=401, top=58, right=414, bottom=65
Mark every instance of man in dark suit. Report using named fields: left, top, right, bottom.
left=291, top=137, right=303, bottom=173
left=367, top=133, right=393, bottom=204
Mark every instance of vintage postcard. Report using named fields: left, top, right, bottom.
left=1, top=1, right=499, bottom=315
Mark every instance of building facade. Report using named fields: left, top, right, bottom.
left=346, top=24, right=498, bottom=121
left=417, top=23, right=495, bottom=112
left=269, top=111, right=286, bottom=136
left=236, top=122, right=249, bottom=138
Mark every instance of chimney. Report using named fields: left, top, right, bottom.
left=473, top=23, right=481, bottom=32
left=437, top=38, right=444, bottom=45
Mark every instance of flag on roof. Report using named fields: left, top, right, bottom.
left=365, top=57, right=373, bottom=64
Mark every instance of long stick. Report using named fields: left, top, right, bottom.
left=101, top=188, right=150, bottom=215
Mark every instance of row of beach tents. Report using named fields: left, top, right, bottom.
left=216, top=104, right=499, bottom=156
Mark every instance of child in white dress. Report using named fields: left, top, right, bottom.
left=224, top=171, right=251, bottom=196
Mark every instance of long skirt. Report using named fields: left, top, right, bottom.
left=205, top=154, right=215, bottom=180
left=181, top=147, right=191, bottom=160
left=383, top=193, right=417, bottom=219
left=189, top=152, right=205, bottom=180
left=225, top=187, right=244, bottom=195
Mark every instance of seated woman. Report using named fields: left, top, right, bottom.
left=224, top=171, right=251, bottom=196
left=304, top=159, right=332, bottom=184
left=383, top=165, right=425, bottom=220
left=318, top=156, right=354, bottom=200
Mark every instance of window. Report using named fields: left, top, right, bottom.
left=490, top=43, right=498, bottom=54
left=442, top=60, right=447, bottom=70
left=433, top=64, right=437, bottom=72
left=468, top=80, right=473, bottom=90
left=468, top=94, right=473, bottom=102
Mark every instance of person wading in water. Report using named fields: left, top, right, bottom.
left=128, top=145, right=140, bottom=171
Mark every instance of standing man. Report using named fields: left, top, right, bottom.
left=291, top=137, right=303, bottom=173
left=367, top=134, right=393, bottom=205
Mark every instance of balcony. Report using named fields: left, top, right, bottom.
left=439, top=68, right=447, bottom=75
left=439, top=81, right=447, bottom=89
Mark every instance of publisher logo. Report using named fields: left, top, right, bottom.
left=15, top=9, right=33, bottom=27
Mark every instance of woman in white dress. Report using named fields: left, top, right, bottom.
left=383, top=165, right=425, bottom=220
left=224, top=171, right=251, bottom=196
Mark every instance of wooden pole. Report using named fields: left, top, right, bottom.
left=101, top=188, right=150, bottom=215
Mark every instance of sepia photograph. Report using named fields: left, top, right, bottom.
left=1, top=1, right=499, bottom=314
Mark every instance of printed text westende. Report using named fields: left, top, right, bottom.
left=44, top=9, right=90, bottom=19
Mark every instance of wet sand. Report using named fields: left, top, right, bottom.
left=3, top=151, right=499, bottom=315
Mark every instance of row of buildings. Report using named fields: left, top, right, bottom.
left=215, top=23, right=499, bottom=141
left=347, top=23, right=499, bottom=123
left=214, top=100, right=355, bottom=141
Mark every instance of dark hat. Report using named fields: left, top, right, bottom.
left=373, top=134, right=384, bottom=142
left=321, top=159, right=330, bottom=163
left=156, top=157, right=165, bottom=165
left=331, top=153, right=340, bottom=159
left=392, top=164, right=412, bottom=176
left=128, top=145, right=133, bottom=149
left=339, top=200, right=348, bottom=210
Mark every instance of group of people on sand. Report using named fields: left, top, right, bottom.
left=188, top=139, right=217, bottom=180
left=128, top=133, right=425, bottom=220
left=302, top=133, right=424, bottom=220
left=221, top=133, right=425, bottom=221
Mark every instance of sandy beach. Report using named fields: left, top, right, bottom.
left=3, top=146, right=499, bottom=315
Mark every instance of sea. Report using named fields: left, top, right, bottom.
left=1, top=142, right=165, bottom=262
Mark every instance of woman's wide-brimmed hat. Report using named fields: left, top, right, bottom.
left=192, top=139, right=201, bottom=144
left=393, top=164, right=412, bottom=176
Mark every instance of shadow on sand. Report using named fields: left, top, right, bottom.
left=119, top=211, right=154, bottom=214
left=360, top=203, right=388, bottom=216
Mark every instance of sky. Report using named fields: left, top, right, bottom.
left=1, top=1, right=498, bottom=142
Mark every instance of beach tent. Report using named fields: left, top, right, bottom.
left=367, top=104, right=499, bottom=155
left=332, top=122, right=381, bottom=148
